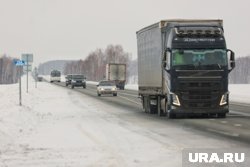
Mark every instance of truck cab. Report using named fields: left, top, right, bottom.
left=163, top=24, right=235, bottom=117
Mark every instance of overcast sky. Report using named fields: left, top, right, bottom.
left=0, top=0, right=249, bottom=66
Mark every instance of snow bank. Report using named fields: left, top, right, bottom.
left=229, top=84, right=250, bottom=104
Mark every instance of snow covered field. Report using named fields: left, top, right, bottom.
left=0, top=77, right=249, bottom=166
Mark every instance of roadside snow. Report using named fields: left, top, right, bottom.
left=229, top=84, right=250, bottom=104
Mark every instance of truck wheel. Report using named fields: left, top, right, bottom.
left=157, top=97, right=165, bottom=116
left=71, top=85, right=74, bottom=89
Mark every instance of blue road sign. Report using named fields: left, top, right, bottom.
left=14, top=60, right=25, bottom=66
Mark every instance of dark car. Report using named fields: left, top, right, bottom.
left=65, top=74, right=86, bottom=89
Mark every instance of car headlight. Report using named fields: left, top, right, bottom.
left=72, top=80, right=76, bottom=83
left=220, top=93, right=228, bottom=106
left=98, top=88, right=104, bottom=91
left=112, top=87, right=117, bottom=91
left=172, top=93, right=180, bottom=106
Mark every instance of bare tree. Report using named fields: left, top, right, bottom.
left=229, top=55, right=250, bottom=84
left=0, top=55, right=22, bottom=84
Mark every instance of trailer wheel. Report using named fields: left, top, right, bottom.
left=156, top=96, right=166, bottom=117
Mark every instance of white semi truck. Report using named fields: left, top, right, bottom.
left=136, top=19, right=235, bottom=118
left=106, top=63, right=126, bottom=90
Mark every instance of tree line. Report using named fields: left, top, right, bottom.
left=0, top=55, right=22, bottom=84
left=229, top=55, right=250, bottom=84
left=64, top=44, right=131, bottom=81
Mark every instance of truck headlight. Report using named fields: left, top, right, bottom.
left=172, top=93, right=180, bottom=106
left=72, top=80, right=76, bottom=83
left=220, top=93, right=228, bottom=106
left=112, top=87, right=117, bottom=91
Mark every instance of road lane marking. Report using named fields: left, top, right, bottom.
left=118, top=92, right=138, bottom=98
left=220, top=121, right=227, bottom=124
left=234, top=124, right=242, bottom=127
left=118, top=95, right=141, bottom=105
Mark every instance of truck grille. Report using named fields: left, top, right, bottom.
left=179, top=81, right=221, bottom=108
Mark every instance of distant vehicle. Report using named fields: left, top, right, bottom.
left=65, top=74, right=86, bottom=89
left=37, top=76, right=43, bottom=82
left=50, top=70, right=61, bottom=82
left=97, top=80, right=117, bottom=96
left=137, top=19, right=235, bottom=118
left=106, top=63, right=126, bottom=90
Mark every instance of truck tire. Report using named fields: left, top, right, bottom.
left=143, top=96, right=157, bottom=114
left=157, top=96, right=166, bottom=116
left=71, top=85, right=74, bottom=89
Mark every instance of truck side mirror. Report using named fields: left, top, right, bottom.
left=231, top=61, right=235, bottom=69
left=227, top=49, right=236, bottom=71
left=163, top=62, right=167, bottom=68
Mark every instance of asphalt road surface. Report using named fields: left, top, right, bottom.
left=55, top=82, right=250, bottom=145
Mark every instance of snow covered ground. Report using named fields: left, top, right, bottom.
left=0, top=76, right=249, bottom=166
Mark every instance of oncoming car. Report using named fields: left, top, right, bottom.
left=65, top=74, right=86, bottom=89
left=97, top=80, right=117, bottom=96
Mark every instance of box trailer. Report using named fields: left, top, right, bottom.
left=106, top=63, right=126, bottom=90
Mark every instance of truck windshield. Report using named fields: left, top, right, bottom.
left=172, top=49, right=227, bottom=69
left=51, top=71, right=61, bottom=77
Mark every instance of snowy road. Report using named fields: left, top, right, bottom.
left=0, top=80, right=249, bottom=166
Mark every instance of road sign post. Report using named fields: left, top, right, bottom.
left=13, top=59, right=25, bottom=106
left=19, top=74, right=22, bottom=106
left=21, top=54, right=33, bottom=93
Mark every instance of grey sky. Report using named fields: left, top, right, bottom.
left=0, top=0, right=249, bottom=66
